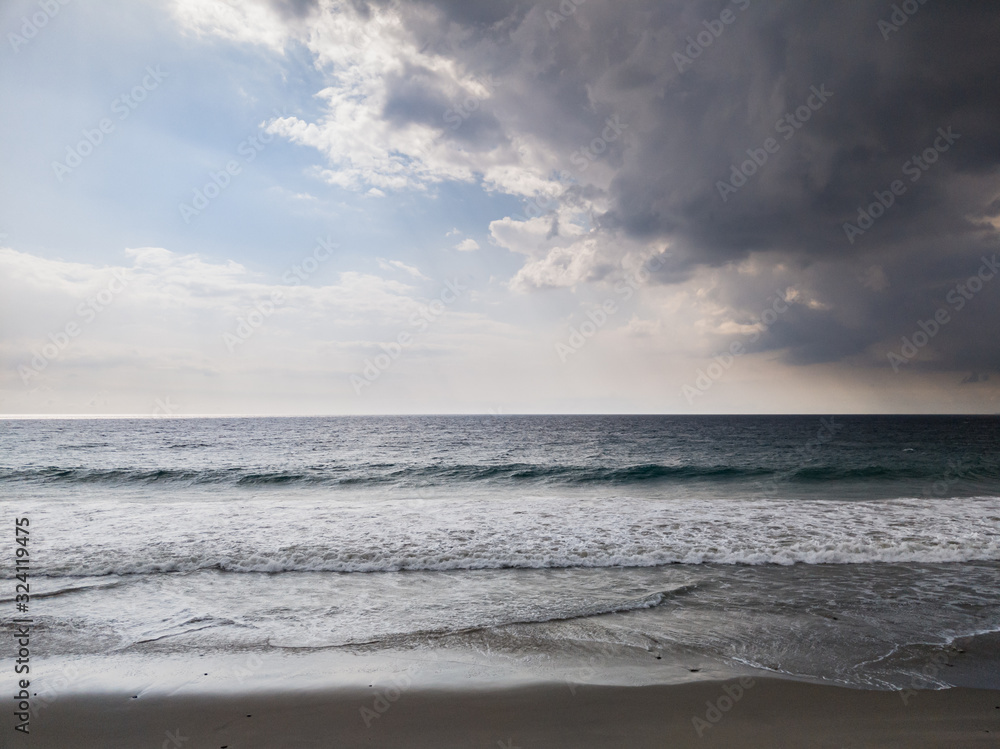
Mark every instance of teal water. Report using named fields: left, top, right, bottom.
left=1, top=415, right=998, bottom=689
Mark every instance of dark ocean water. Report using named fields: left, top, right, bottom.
left=2, top=415, right=999, bottom=689
left=4, top=415, right=999, bottom=495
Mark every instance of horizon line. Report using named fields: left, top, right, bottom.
left=2, top=412, right=998, bottom=420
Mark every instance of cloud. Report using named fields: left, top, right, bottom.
left=169, top=0, right=1000, bottom=383
left=267, top=0, right=321, bottom=20
left=404, top=0, right=1000, bottom=376
left=0, top=246, right=424, bottom=387
left=454, top=238, right=480, bottom=251
left=378, top=258, right=430, bottom=279
left=170, top=0, right=292, bottom=51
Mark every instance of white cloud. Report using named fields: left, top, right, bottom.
left=173, top=1, right=584, bottom=203
left=488, top=210, right=659, bottom=292
left=508, top=240, right=606, bottom=291
left=377, top=258, right=429, bottom=280
left=454, top=238, right=480, bottom=252
left=0, top=246, right=420, bottom=374
left=170, top=0, right=290, bottom=51
left=168, top=1, right=636, bottom=294
left=490, top=216, right=558, bottom=259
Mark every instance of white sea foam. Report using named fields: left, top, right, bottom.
left=5, top=494, right=999, bottom=578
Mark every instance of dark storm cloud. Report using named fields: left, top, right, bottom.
left=596, top=2, right=1000, bottom=259
left=413, top=0, right=527, bottom=27
left=380, top=64, right=506, bottom=148
left=360, top=0, right=1000, bottom=374
left=269, top=0, right=321, bottom=19
left=380, top=65, right=456, bottom=126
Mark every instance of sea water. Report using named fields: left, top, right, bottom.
left=2, top=415, right=998, bottom=690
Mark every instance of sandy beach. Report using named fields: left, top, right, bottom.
left=23, top=676, right=1000, bottom=748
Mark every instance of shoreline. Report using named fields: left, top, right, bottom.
left=20, top=676, right=1000, bottom=748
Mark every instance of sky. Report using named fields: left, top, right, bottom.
left=1, top=0, right=999, bottom=415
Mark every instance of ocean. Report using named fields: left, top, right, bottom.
left=2, top=415, right=999, bottom=691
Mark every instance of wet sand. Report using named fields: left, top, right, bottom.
left=26, top=677, right=1000, bottom=748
